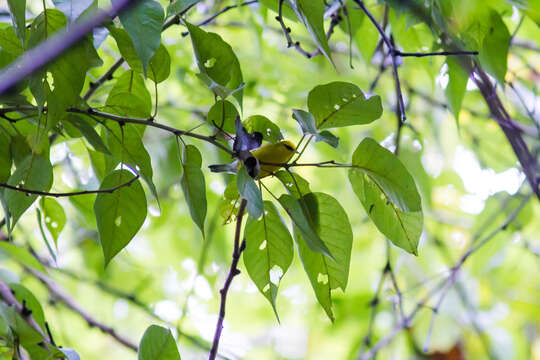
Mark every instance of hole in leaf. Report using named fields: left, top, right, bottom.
left=263, top=283, right=270, bottom=292
left=204, top=58, right=216, bottom=68
left=334, top=104, right=340, bottom=110
left=45, top=216, right=51, bottom=223
left=115, top=216, right=122, bottom=227
left=317, top=273, right=329, bottom=285
left=51, top=221, right=58, bottom=229
left=259, top=240, right=267, bottom=250
left=269, top=265, right=283, bottom=285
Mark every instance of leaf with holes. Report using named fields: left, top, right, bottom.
left=307, top=82, right=382, bottom=129
left=294, top=192, right=352, bottom=321
left=275, top=170, right=311, bottom=198
left=114, top=0, right=164, bottom=76
left=94, top=169, right=147, bottom=266
left=138, top=325, right=181, bottom=360
left=39, top=197, right=66, bottom=245
left=237, top=166, right=263, bottom=219
left=187, top=22, right=244, bottom=108
left=244, top=115, right=284, bottom=144
left=348, top=138, right=422, bottom=255
left=180, top=145, right=207, bottom=236
left=244, top=201, right=294, bottom=319
left=3, top=154, right=53, bottom=227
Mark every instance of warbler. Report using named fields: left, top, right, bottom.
left=209, top=140, right=297, bottom=179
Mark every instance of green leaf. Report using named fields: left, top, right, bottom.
left=478, top=10, right=510, bottom=84
left=116, top=0, right=164, bottom=76
left=348, top=138, right=423, bottom=255
left=237, top=166, right=263, bottom=219
left=104, top=123, right=158, bottom=202
left=94, top=169, right=147, bottom=266
left=292, top=109, right=339, bottom=148
left=138, top=325, right=181, bottom=360
left=207, top=100, right=238, bottom=133
left=52, top=0, right=93, bottom=21
left=243, top=201, right=294, bottom=319
left=105, top=70, right=152, bottom=118
left=0, top=131, right=12, bottom=183
left=307, top=82, right=383, bottom=129
left=0, top=242, right=47, bottom=274
left=0, top=26, right=23, bottom=57
left=3, top=154, right=53, bottom=227
left=39, top=198, right=66, bottom=245
left=7, top=0, right=26, bottom=46
left=187, top=22, right=244, bottom=108
left=10, top=283, right=46, bottom=331
left=219, top=180, right=240, bottom=225
left=109, top=28, right=171, bottom=83
left=278, top=194, right=333, bottom=259
left=64, top=115, right=111, bottom=154
left=289, top=0, right=333, bottom=65
left=445, top=57, right=468, bottom=121
left=180, top=145, right=207, bottom=236
left=244, top=115, right=284, bottom=144
left=294, top=192, right=353, bottom=321
left=0, top=303, right=43, bottom=345
left=167, top=0, right=200, bottom=17
left=274, top=170, right=311, bottom=198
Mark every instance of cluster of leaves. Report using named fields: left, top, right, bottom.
left=0, top=0, right=538, bottom=358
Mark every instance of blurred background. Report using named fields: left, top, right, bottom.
left=1, top=0, right=540, bottom=359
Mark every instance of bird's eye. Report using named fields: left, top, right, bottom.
left=283, top=144, right=294, bottom=151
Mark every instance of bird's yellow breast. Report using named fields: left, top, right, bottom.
left=251, top=140, right=296, bottom=179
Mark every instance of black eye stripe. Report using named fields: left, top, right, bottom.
left=283, top=144, right=294, bottom=151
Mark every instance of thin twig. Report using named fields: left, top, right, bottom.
left=208, top=198, right=248, bottom=360
left=0, top=175, right=139, bottom=198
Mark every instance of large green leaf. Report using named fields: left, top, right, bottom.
left=186, top=22, right=244, bottom=108
left=478, top=10, right=510, bottom=84
left=7, top=0, right=25, bottom=46
left=244, top=201, right=294, bottom=319
left=444, top=57, right=468, bottom=121
left=180, top=145, right=207, bottom=236
left=237, top=166, right=263, bottom=219
left=105, top=70, right=152, bottom=118
left=39, top=197, right=66, bottom=245
left=307, top=82, right=383, bottom=129
left=109, top=28, right=170, bottom=83
left=289, top=0, right=333, bottom=65
left=278, top=194, right=333, bottom=259
left=244, top=115, right=284, bottom=144
left=138, top=325, right=181, bottom=360
left=0, top=242, right=47, bottom=274
left=116, top=0, right=164, bottom=76
left=348, top=138, right=423, bottom=255
left=94, top=169, right=147, bottom=266
left=0, top=131, right=12, bottom=183
left=295, top=192, right=353, bottom=321
left=207, top=100, right=238, bottom=133
left=105, top=122, right=158, bottom=202
left=3, top=154, right=53, bottom=227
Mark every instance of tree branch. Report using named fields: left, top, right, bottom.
left=26, top=268, right=139, bottom=352
left=0, top=175, right=139, bottom=198
left=208, top=198, right=248, bottom=360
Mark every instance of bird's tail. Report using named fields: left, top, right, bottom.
left=208, top=161, right=238, bottom=174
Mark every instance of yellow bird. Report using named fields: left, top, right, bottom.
left=209, top=140, right=297, bottom=179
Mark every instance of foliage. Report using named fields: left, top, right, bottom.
left=0, top=0, right=538, bottom=359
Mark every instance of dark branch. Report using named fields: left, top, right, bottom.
left=0, top=175, right=139, bottom=198
left=208, top=198, right=248, bottom=360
